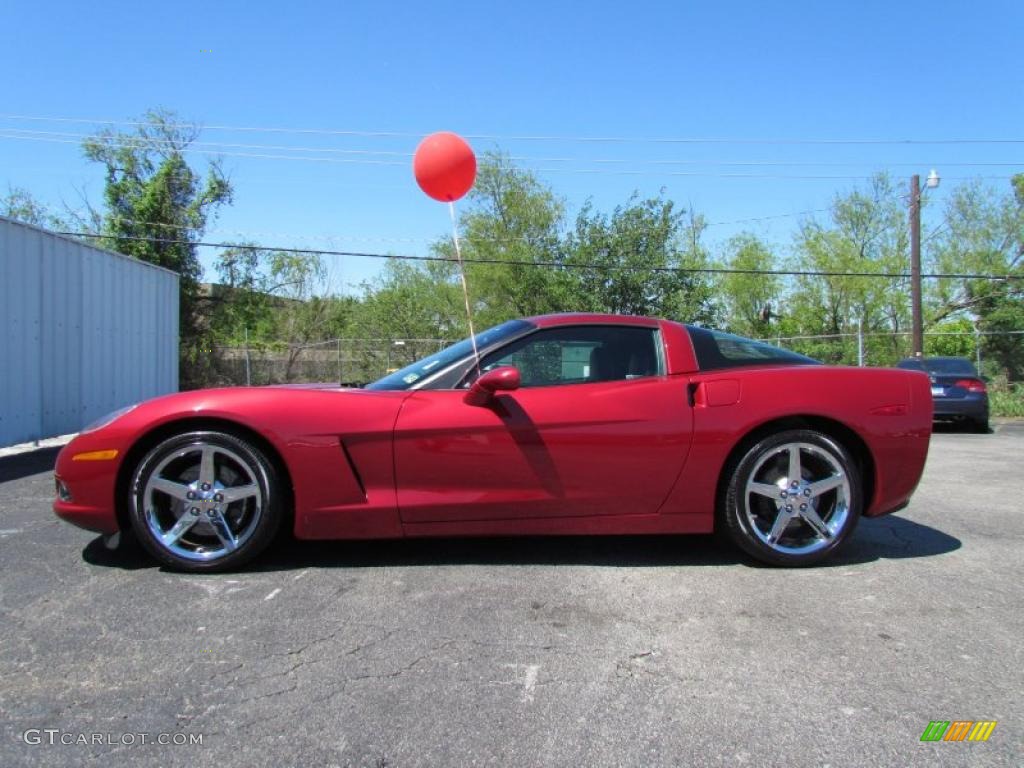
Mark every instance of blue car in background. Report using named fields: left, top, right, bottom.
left=896, top=356, right=989, bottom=433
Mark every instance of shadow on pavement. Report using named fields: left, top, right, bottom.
left=831, top=514, right=962, bottom=564
left=932, top=422, right=988, bottom=435
left=256, top=533, right=744, bottom=571
left=0, top=447, right=60, bottom=483
left=82, top=514, right=961, bottom=573
left=82, top=532, right=745, bottom=572
left=81, top=534, right=155, bottom=570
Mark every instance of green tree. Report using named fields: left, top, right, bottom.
left=925, top=317, right=978, bottom=358
left=929, top=175, right=1023, bottom=379
left=562, top=195, right=717, bottom=323
left=263, top=250, right=337, bottom=381
left=432, top=153, right=568, bottom=327
left=425, top=155, right=717, bottom=329
left=82, top=109, right=233, bottom=385
left=205, top=245, right=359, bottom=384
left=717, top=234, right=780, bottom=337
left=1, top=186, right=66, bottom=229
left=784, top=175, right=910, bottom=364
left=342, top=261, right=463, bottom=379
left=207, top=244, right=275, bottom=345
left=352, top=261, right=462, bottom=342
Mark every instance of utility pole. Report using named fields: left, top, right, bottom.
left=909, top=170, right=940, bottom=358
left=909, top=174, right=924, bottom=358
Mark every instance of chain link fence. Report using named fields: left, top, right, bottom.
left=760, top=329, right=1024, bottom=375
left=199, top=339, right=451, bottom=388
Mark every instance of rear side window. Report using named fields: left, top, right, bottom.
left=687, top=326, right=818, bottom=371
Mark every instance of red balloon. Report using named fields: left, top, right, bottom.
left=413, top=132, right=477, bottom=202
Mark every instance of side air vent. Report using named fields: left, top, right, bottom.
left=339, top=440, right=367, bottom=500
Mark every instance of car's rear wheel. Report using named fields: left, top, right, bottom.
left=720, top=429, right=862, bottom=566
left=128, top=430, right=283, bottom=572
left=969, top=415, right=990, bottom=434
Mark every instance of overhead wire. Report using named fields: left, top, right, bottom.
left=0, top=132, right=407, bottom=167
left=53, top=230, right=1021, bottom=282
left=0, top=131, right=1014, bottom=181
left=0, top=127, right=411, bottom=158
left=3, top=113, right=1024, bottom=145
left=2, top=127, right=1022, bottom=169
left=5, top=115, right=1010, bottom=269
left=85, top=206, right=834, bottom=246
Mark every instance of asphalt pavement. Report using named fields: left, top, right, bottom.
left=1, top=424, right=1021, bottom=767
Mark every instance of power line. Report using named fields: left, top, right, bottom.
left=0, top=127, right=411, bottom=158
left=90, top=206, right=831, bottom=245
left=706, top=209, right=830, bottom=226
left=0, top=132, right=407, bottom=167
left=54, top=230, right=1022, bottom=281
left=4, top=127, right=1022, bottom=169
left=3, top=113, right=1024, bottom=145
left=1, top=132, right=1014, bottom=182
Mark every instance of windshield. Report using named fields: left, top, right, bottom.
left=365, top=319, right=534, bottom=390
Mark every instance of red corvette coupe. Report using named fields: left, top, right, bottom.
left=54, top=313, right=932, bottom=571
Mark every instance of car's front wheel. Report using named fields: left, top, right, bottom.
left=128, top=430, right=283, bottom=572
left=720, top=429, right=862, bottom=566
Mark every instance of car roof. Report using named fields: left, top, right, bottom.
left=525, top=312, right=661, bottom=329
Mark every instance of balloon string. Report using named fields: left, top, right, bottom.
left=449, top=200, right=481, bottom=378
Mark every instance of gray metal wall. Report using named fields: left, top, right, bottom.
left=0, top=216, right=179, bottom=446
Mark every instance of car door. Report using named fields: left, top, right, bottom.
left=392, top=324, right=693, bottom=523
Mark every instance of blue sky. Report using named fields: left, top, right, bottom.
left=2, top=0, right=1021, bottom=292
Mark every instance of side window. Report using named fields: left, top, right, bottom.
left=472, top=325, right=661, bottom=387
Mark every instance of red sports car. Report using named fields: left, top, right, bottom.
left=54, top=313, right=932, bottom=571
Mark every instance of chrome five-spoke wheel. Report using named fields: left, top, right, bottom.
left=721, top=429, right=862, bottom=566
left=129, top=431, right=282, bottom=571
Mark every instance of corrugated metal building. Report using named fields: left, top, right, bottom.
left=0, top=216, right=179, bottom=447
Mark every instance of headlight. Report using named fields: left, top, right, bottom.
left=81, top=404, right=137, bottom=433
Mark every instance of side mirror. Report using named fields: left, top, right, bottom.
left=464, top=366, right=521, bottom=406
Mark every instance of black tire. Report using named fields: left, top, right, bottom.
left=128, top=430, right=283, bottom=572
left=719, top=429, right=862, bottom=566
left=969, top=416, right=990, bottom=434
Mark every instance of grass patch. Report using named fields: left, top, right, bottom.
left=989, top=383, right=1024, bottom=418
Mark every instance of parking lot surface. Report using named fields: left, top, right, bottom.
left=1, top=425, right=1021, bottom=767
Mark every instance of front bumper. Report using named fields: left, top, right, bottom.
left=52, top=435, right=125, bottom=534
